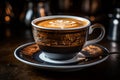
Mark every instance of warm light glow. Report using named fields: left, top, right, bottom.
left=39, top=8, right=45, bottom=17
left=91, top=0, right=99, bottom=13
left=5, top=2, right=12, bottom=15
left=5, top=16, right=10, bottom=22
left=6, top=8, right=11, bottom=15
left=90, top=16, right=95, bottom=21
left=64, top=0, right=71, bottom=10
left=38, top=2, right=45, bottom=17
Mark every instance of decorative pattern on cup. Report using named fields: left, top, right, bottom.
left=33, top=27, right=87, bottom=48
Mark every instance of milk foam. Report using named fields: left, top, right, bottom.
left=36, top=18, right=87, bottom=29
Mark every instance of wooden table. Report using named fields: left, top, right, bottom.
left=0, top=33, right=120, bottom=80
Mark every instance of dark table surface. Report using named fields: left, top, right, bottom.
left=0, top=31, right=120, bottom=80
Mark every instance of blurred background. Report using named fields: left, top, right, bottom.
left=1, top=1, right=120, bottom=80
left=0, top=0, right=120, bottom=41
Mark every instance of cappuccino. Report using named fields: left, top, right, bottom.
left=32, top=16, right=105, bottom=61
left=36, top=18, right=88, bottom=29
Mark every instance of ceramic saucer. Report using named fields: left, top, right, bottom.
left=14, top=42, right=109, bottom=72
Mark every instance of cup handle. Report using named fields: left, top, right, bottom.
left=85, top=23, right=105, bottom=46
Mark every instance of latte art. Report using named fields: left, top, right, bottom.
left=48, top=20, right=77, bottom=29
left=36, top=18, right=88, bottom=29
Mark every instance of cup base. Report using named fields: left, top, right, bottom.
left=39, top=52, right=85, bottom=64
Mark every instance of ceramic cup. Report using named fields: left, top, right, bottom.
left=31, top=15, right=105, bottom=61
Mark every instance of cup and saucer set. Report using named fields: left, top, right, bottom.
left=14, top=15, right=109, bottom=72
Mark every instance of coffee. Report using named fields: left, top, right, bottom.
left=32, top=15, right=105, bottom=61
left=36, top=18, right=88, bottom=29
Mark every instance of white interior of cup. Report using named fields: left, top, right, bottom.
left=31, top=15, right=91, bottom=30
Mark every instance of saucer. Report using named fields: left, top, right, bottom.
left=14, top=42, right=109, bottom=71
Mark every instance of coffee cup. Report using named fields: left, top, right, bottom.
left=31, top=15, right=105, bottom=62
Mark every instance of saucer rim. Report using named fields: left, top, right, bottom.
left=14, top=42, right=109, bottom=70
